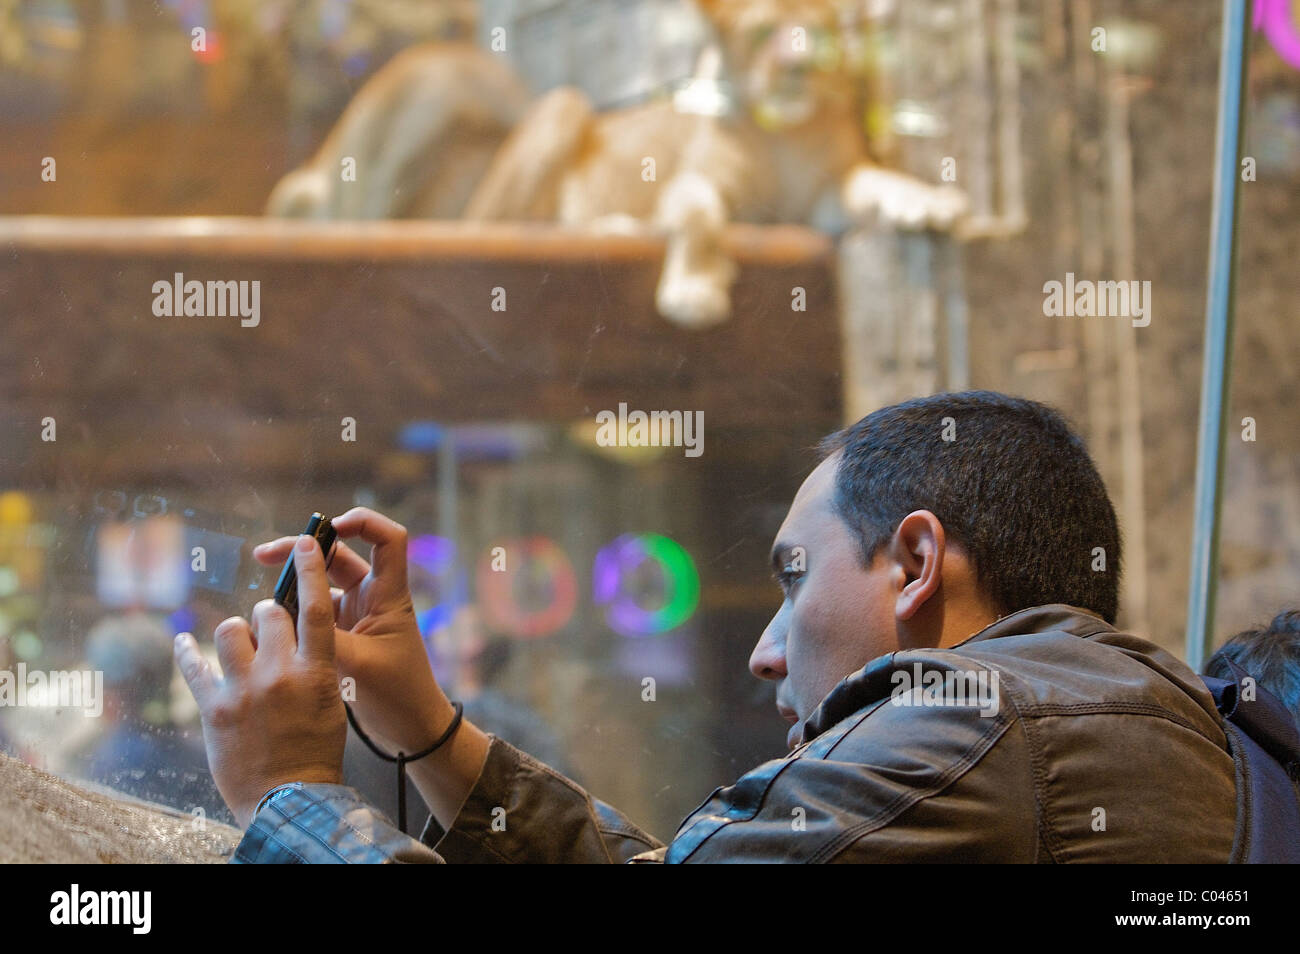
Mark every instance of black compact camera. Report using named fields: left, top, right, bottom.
left=272, top=512, right=338, bottom=620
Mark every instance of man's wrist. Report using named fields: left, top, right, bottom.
left=389, top=698, right=460, bottom=755
left=407, top=717, right=492, bottom=833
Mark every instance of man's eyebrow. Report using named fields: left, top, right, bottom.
left=770, top=542, right=794, bottom=573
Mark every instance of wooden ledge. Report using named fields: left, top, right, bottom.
left=0, top=216, right=833, bottom=266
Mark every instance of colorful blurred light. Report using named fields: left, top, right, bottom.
left=1256, top=0, right=1300, bottom=70
left=592, top=533, right=699, bottom=637
left=408, top=535, right=465, bottom=637
left=476, top=538, right=577, bottom=639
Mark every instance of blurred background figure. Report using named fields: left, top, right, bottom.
left=68, top=612, right=228, bottom=821
left=1205, top=609, right=1300, bottom=726
left=433, top=604, right=571, bottom=773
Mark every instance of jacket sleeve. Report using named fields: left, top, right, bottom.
left=232, top=783, right=445, bottom=864
left=233, top=696, right=1036, bottom=863
left=231, top=734, right=664, bottom=864
left=424, top=734, right=665, bottom=863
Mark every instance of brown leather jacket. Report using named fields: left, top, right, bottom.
left=233, top=605, right=1238, bottom=863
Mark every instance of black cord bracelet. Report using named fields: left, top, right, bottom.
left=345, top=700, right=464, bottom=834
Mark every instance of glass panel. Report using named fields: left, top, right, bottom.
left=0, top=0, right=1296, bottom=849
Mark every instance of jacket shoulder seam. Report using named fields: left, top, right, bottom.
left=1015, top=706, right=1064, bottom=861
left=1019, top=701, right=1205, bottom=736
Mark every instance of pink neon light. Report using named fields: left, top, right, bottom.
left=1256, top=0, right=1300, bottom=69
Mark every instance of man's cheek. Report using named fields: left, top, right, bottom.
left=786, top=606, right=822, bottom=707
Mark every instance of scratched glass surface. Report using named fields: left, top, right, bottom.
left=0, top=1, right=1297, bottom=847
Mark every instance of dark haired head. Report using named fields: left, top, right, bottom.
left=818, top=390, right=1122, bottom=623
left=1204, top=610, right=1300, bottom=721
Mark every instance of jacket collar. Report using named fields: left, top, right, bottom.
left=799, top=604, right=1114, bottom=744
left=955, top=603, right=1114, bottom=647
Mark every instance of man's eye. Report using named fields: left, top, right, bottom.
left=777, top=566, right=803, bottom=591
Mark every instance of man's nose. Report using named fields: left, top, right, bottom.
left=749, top=617, right=787, bottom=681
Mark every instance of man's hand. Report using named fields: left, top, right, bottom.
left=175, top=534, right=347, bottom=827
left=252, top=507, right=452, bottom=758
left=250, top=507, right=490, bottom=830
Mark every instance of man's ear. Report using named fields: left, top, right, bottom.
left=886, top=510, right=946, bottom=622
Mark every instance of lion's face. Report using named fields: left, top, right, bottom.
left=698, top=0, right=858, bottom=130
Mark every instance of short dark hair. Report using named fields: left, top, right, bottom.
left=1204, top=610, right=1300, bottom=721
left=818, top=391, right=1122, bottom=623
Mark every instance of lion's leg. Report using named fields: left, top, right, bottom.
left=653, top=170, right=738, bottom=330
left=463, top=87, right=595, bottom=221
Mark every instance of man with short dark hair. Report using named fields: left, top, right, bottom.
left=176, top=391, right=1239, bottom=862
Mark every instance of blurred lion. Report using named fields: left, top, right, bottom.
left=268, top=0, right=966, bottom=328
